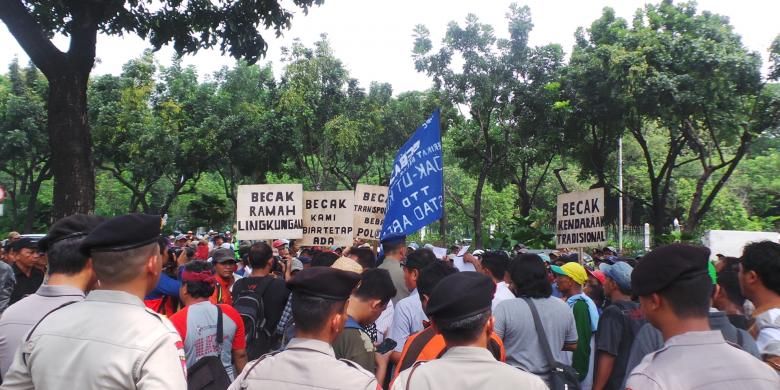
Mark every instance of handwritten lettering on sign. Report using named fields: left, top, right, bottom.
left=353, top=185, right=388, bottom=241
left=556, top=188, right=606, bottom=249
left=300, top=191, right=354, bottom=247
left=236, top=184, right=304, bottom=240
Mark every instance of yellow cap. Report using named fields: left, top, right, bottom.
left=552, top=262, right=588, bottom=286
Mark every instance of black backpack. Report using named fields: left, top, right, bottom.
left=187, top=305, right=231, bottom=390
left=233, top=276, right=277, bottom=360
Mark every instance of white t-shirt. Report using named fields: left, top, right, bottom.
left=374, top=300, right=395, bottom=344
left=492, top=281, right=515, bottom=311
left=755, top=308, right=780, bottom=356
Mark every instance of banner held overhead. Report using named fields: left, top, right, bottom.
left=236, top=184, right=304, bottom=240
left=381, top=109, right=444, bottom=238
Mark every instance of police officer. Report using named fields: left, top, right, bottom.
left=229, top=266, right=377, bottom=389
left=2, top=214, right=187, bottom=390
left=626, top=244, right=779, bottom=389
left=392, top=272, right=547, bottom=390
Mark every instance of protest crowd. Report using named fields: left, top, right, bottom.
left=0, top=213, right=777, bottom=390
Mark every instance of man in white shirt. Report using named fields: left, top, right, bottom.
left=473, top=251, right=515, bottom=310
left=388, top=249, right=436, bottom=363
left=739, top=240, right=780, bottom=369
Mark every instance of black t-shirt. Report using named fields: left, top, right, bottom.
left=595, top=300, right=646, bottom=390
left=9, top=264, right=44, bottom=305
left=231, top=275, right=290, bottom=331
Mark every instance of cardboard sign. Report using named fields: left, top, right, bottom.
left=300, top=191, right=355, bottom=247
left=556, top=188, right=606, bottom=248
left=236, top=184, right=304, bottom=240
left=353, top=184, right=388, bottom=241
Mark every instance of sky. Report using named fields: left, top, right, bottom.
left=1, top=0, right=778, bottom=94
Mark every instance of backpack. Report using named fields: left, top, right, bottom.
left=187, top=305, right=231, bottom=390
left=233, top=276, right=277, bottom=360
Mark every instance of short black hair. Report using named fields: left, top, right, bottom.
left=350, top=247, right=376, bottom=269
left=291, top=292, right=346, bottom=333
left=658, top=273, right=713, bottom=318
left=741, top=241, right=780, bottom=295
left=182, top=261, right=216, bottom=299
left=417, top=262, right=458, bottom=297
left=248, top=242, right=273, bottom=268
left=46, top=237, right=91, bottom=275
left=436, top=310, right=491, bottom=344
left=508, top=254, right=551, bottom=298
left=717, top=268, right=746, bottom=307
left=383, top=240, right=405, bottom=255
left=481, top=251, right=509, bottom=281
left=311, top=251, right=339, bottom=267
left=354, top=268, right=396, bottom=304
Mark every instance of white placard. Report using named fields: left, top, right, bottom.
left=556, top=188, right=606, bottom=249
left=299, top=191, right=355, bottom=247
left=236, top=184, right=304, bottom=240
left=353, top=184, right=388, bottom=241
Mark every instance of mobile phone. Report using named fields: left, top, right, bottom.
left=376, top=338, right=397, bottom=354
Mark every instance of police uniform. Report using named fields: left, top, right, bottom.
left=1, top=214, right=187, bottom=390
left=626, top=244, right=780, bottom=390
left=392, top=272, right=547, bottom=390
left=228, top=266, right=378, bottom=390
left=625, top=330, right=779, bottom=389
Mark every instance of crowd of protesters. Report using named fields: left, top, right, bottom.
left=0, top=216, right=778, bottom=390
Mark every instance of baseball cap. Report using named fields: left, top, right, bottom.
left=212, top=247, right=236, bottom=263
left=551, top=262, right=588, bottom=285
left=273, top=239, right=289, bottom=248
left=600, top=261, right=633, bottom=291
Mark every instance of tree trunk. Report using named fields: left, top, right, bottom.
left=48, top=71, right=95, bottom=219
left=473, top=167, right=489, bottom=248
left=22, top=177, right=44, bottom=233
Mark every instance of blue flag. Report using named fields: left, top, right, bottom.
left=381, top=110, right=444, bottom=238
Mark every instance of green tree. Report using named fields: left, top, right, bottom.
left=413, top=5, right=533, bottom=247
left=0, top=59, right=51, bottom=232
left=569, top=2, right=780, bottom=236
left=0, top=0, right=322, bottom=218
left=278, top=36, right=349, bottom=190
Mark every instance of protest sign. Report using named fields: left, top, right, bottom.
left=300, top=191, right=355, bottom=247
left=353, top=184, right=388, bottom=241
left=236, top=184, right=304, bottom=240
left=381, top=110, right=444, bottom=238
left=556, top=188, right=606, bottom=248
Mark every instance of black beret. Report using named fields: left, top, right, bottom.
left=425, top=272, right=495, bottom=321
left=287, top=266, right=361, bottom=301
left=39, top=214, right=105, bottom=252
left=8, top=237, right=39, bottom=251
left=632, top=244, right=710, bottom=296
left=80, top=214, right=162, bottom=255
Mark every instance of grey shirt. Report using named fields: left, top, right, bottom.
left=0, top=284, right=85, bottom=377
left=624, top=309, right=760, bottom=388
left=626, top=330, right=779, bottom=389
left=494, top=296, right=578, bottom=383
left=0, top=261, right=16, bottom=315
left=392, top=346, right=549, bottom=390
left=2, top=290, right=187, bottom=390
left=228, top=338, right=377, bottom=390
left=378, top=257, right=409, bottom=304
